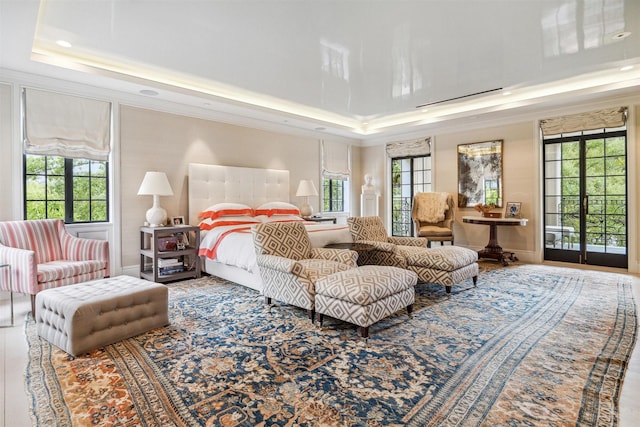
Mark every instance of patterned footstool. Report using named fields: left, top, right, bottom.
left=35, top=275, right=169, bottom=356
left=399, top=245, right=479, bottom=293
left=314, top=265, right=418, bottom=338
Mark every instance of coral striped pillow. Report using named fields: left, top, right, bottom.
left=199, top=216, right=261, bottom=231
left=198, top=203, right=254, bottom=220
left=254, top=202, right=301, bottom=217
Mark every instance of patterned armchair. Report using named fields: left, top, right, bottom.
left=252, top=222, right=357, bottom=320
left=412, top=192, right=455, bottom=247
left=346, top=216, right=427, bottom=267
left=0, top=219, right=110, bottom=316
left=347, top=216, right=478, bottom=293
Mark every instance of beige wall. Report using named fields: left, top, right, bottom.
left=1, top=75, right=638, bottom=272
left=361, top=114, right=639, bottom=267
left=434, top=123, right=537, bottom=255
left=119, top=105, right=360, bottom=266
left=0, top=83, right=14, bottom=221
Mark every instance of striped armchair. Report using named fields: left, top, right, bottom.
left=0, top=219, right=110, bottom=316
left=252, top=222, right=357, bottom=321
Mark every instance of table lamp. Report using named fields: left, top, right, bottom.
left=137, top=171, right=174, bottom=226
left=296, top=179, right=318, bottom=217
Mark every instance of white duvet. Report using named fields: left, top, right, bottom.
left=199, top=221, right=353, bottom=274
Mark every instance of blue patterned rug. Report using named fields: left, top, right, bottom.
left=26, top=264, right=637, bottom=426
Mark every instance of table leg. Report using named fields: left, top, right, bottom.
left=477, top=224, right=514, bottom=266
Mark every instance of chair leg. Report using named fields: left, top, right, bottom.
left=264, top=296, right=272, bottom=305
left=307, top=309, right=314, bottom=322
left=440, top=241, right=444, bottom=246
left=316, top=312, right=324, bottom=327
left=359, top=326, right=369, bottom=338
left=473, top=276, right=478, bottom=287
left=445, top=285, right=452, bottom=294
left=31, top=294, right=36, bottom=318
left=407, top=304, right=413, bottom=316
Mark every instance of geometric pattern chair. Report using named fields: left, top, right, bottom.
left=346, top=216, right=428, bottom=268
left=0, top=219, right=110, bottom=316
left=347, top=216, right=479, bottom=294
left=252, top=222, right=358, bottom=321
left=412, top=192, right=455, bottom=247
left=398, top=245, right=479, bottom=294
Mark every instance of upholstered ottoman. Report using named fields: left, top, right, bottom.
left=315, top=265, right=418, bottom=338
left=35, top=275, right=169, bottom=356
left=399, top=245, right=479, bottom=293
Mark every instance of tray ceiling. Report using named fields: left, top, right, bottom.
left=2, top=0, right=640, bottom=140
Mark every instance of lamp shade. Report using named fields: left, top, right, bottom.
left=295, top=180, right=318, bottom=197
left=137, top=171, right=174, bottom=196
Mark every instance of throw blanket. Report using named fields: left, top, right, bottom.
left=414, top=192, right=449, bottom=223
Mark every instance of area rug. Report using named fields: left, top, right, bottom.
left=25, top=264, right=637, bottom=426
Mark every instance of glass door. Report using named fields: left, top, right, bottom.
left=391, top=155, right=431, bottom=236
left=543, top=130, right=627, bottom=268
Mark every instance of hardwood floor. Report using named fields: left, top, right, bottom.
left=1, top=274, right=639, bottom=427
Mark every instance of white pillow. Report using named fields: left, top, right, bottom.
left=256, top=214, right=305, bottom=223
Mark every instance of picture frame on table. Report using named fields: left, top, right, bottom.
left=171, top=216, right=185, bottom=226
left=505, top=202, right=522, bottom=218
left=174, top=231, right=189, bottom=250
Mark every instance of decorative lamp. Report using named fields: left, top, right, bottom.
left=296, top=179, right=318, bottom=217
left=137, top=171, right=174, bottom=226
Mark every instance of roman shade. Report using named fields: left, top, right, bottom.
left=386, top=137, right=431, bottom=158
left=24, top=88, right=111, bottom=161
left=321, top=140, right=351, bottom=180
left=540, top=107, right=627, bottom=136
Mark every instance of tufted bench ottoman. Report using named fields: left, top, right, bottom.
left=35, top=275, right=169, bottom=356
left=315, top=265, right=418, bottom=338
left=398, top=245, right=479, bottom=293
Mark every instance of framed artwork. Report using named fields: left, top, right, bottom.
left=171, top=216, right=185, bottom=226
left=505, top=202, right=522, bottom=218
left=457, top=140, right=503, bottom=207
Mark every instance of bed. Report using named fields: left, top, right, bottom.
left=188, top=163, right=353, bottom=292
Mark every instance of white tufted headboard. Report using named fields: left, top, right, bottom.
left=188, top=163, right=291, bottom=226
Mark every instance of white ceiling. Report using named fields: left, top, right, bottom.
left=2, top=0, right=640, bottom=141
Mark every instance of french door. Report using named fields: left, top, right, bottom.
left=390, top=155, right=431, bottom=236
left=543, top=130, right=627, bottom=268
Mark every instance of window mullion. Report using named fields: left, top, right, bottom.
left=64, top=158, right=74, bottom=223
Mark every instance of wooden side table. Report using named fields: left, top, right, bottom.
left=305, top=216, right=337, bottom=224
left=140, top=225, right=201, bottom=283
left=324, top=242, right=375, bottom=266
left=462, top=216, right=528, bottom=266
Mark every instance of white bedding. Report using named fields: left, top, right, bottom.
left=199, top=221, right=353, bottom=277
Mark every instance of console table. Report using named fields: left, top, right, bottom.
left=462, top=216, right=528, bottom=266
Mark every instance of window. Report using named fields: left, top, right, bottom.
left=21, top=88, right=112, bottom=224
left=391, top=155, right=432, bottom=236
left=321, top=140, right=351, bottom=213
left=322, top=178, right=346, bottom=212
left=24, top=154, right=109, bottom=223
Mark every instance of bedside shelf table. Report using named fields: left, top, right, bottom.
left=140, top=225, right=201, bottom=283
left=304, top=216, right=337, bottom=224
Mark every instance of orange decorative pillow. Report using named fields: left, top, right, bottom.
left=198, top=202, right=254, bottom=220
left=254, top=201, right=301, bottom=217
